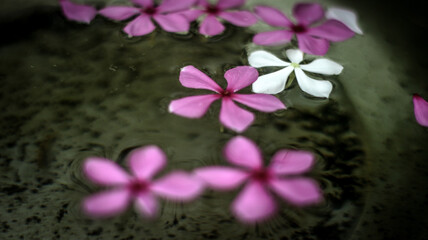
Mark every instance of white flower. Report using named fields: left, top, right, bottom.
left=326, top=7, right=363, bottom=35
left=248, top=49, right=343, bottom=98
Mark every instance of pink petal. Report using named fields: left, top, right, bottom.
left=219, top=98, right=254, bottom=132
left=153, top=13, right=190, bottom=32
left=269, top=150, right=314, bottom=175
left=59, top=0, right=97, bottom=24
left=169, top=94, right=221, bottom=118
left=82, top=189, right=131, bottom=217
left=194, top=166, right=249, bottom=190
left=123, top=15, right=156, bottom=37
left=232, top=94, right=286, bottom=112
left=199, top=15, right=225, bottom=36
left=254, top=5, right=293, bottom=27
left=297, top=34, right=330, bottom=56
left=270, top=178, right=322, bottom=206
left=413, top=94, right=428, bottom=127
left=252, top=30, right=293, bottom=46
left=308, top=19, right=355, bottom=42
left=157, top=0, right=196, bottom=13
left=223, top=136, right=263, bottom=169
left=179, top=65, right=222, bottom=92
left=218, top=11, right=257, bottom=27
left=217, top=0, right=245, bottom=10
left=224, top=66, right=258, bottom=92
left=293, top=3, right=324, bottom=25
left=151, top=171, right=204, bottom=201
left=179, top=9, right=204, bottom=21
left=98, top=6, right=139, bottom=21
left=83, top=157, right=130, bottom=186
left=127, top=146, right=167, bottom=180
left=231, top=182, right=276, bottom=223
left=134, top=193, right=158, bottom=218
left=132, top=0, right=153, bottom=8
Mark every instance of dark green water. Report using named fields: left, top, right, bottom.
left=0, top=0, right=427, bottom=239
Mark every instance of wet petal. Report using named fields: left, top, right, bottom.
left=217, top=0, right=245, bottom=10
left=194, top=166, right=249, bottom=190
left=180, top=9, right=204, bottom=21
left=293, top=3, right=324, bottom=25
left=200, top=15, right=225, bottom=36
left=269, top=150, right=315, bottom=175
left=59, top=0, right=97, bottom=23
left=252, top=67, right=294, bottom=94
left=179, top=65, right=222, bottom=92
left=135, top=193, right=158, bottom=218
left=132, top=0, right=153, bottom=8
left=153, top=13, right=190, bottom=32
left=223, top=136, right=262, bottom=169
left=83, top=189, right=131, bottom=217
left=297, top=34, right=330, bottom=56
left=285, top=49, right=304, bottom=64
left=169, top=94, right=220, bottom=118
left=219, top=98, right=254, bottom=133
left=308, top=20, right=355, bottom=42
left=232, top=94, right=286, bottom=112
left=224, top=66, right=258, bottom=92
left=294, top=68, right=333, bottom=98
left=248, top=50, right=289, bottom=68
left=151, top=171, right=204, bottom=201
left=219, top=11, right=257, bottom=27
left=270, top=178, right=322, bottom=206
left=300, top=58, right=343, bottom=75
left=83, top=157, right=130, bottom=186
left=326, top=7, right=363, bottom=35
left=98, top=6, right=139, bottom=21
left=157, top=0, right=196, bottom=13
left=123, top=15, right=156, bottom=37
left=254, top=5, right=293, bottom=27
left=413, top=94, right=428, bottom=127
left=252, top=30, right=293, bottom=46
left=127, top=146, right=167, bottom=180
left=231, top=182, right=276, bottom=223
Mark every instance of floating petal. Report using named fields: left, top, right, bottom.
left=224, top=66, right=259, bottom=92
left=83, top=157, right=130, bottom=186
left=326, top=7, right=363, bottom=34
left=270, top=178, right=322, bottom=206
left=252, top=30, right=293, bottom=46
left=223, top=136, right=262, bottom=169
left=157, top=0, right=196, bottom=13
left=83, top=189, right=131, bottom=217
left=219, top=98, right=254, bottom=132
left=123, top=15, right=156, bottom=37
left=217, top=0, right=245, bottom=9
left=194, top=166, right=249, bottom=190
left=179, top=66, right=222, bottom=92
left=60, top=0, right=97, bottom=24
left=285, top=49, right=304, bottom=64
left=151, top=171, right=204, bottom=201
left=135, top=193, right=158, bottom=218
left=153, top=13, right=190, bottom=32
left=293, top=3, right=324, bottom=25
left=269, top=150, right=314, bottom=175
left=127, top=146, right=167, bottom=180
left=98, top=6, right=139, bottom=21
left=219, top=11, right=257, bottom=27
left=294, top=68, right=333, bottom=98
left=413, top=94, right=428, bottom=127
left=232, top=94, right=286, bottom=112
left=308, top=19, right=355, bottom=42
left=300, top=58, right=343, bottom=75
left=169, top=95, right=221, bottom=118
left=252, top=67, right=294, bottom=94
left=254, top=5, right=293, bottom=27
left=296, top=34, right=329, bottom=56
left=248, top=50, right=290, bottom=68
left=200, top=15, right=225, bottom=36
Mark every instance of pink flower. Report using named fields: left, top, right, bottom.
left=82, top=146, right=203, bottom=218
left=253, top=3, right=355, bottom=56
left=168, top=66, right=286, bottom=133
left=413, top=94, right=428, bottom=127
left=59, top=0, right=97, bottom=23
left=98, top=0, right=197, bottom=37
left=195, top=136, right=322, bottom=223
left=183, top=0, right=257, bottom=36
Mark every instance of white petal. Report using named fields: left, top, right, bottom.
left=294, top=68, right=333, bottom=98
left=252, top=67, right=294, bottom=94
left=326, top=7, right=363, bottom=35
left=300, top=59, right=343, bottom=75
left=248, top=51, right=289, bottom=68
left=285, top=49, right=304, bottom=64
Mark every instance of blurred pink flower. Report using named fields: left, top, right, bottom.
left=195, top=136, right=322, bottom=223
left=168, top=66, right=286, bottom=132
left=253, top=3, right=355, bottom=55
left=413, top=94, right=428, bottom=127
left=59, top=0, right=97, bottom=23
left=99, top=0, right=196, bottom=36
left=82, top=146, right=203, bottom=218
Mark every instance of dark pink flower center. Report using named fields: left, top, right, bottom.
left=206, top=5, right=220, bottom=15
left=291, top=24, right=307, bottom=33
left=128, top=179, right=150, bottom=195
left=250, top=168, right=272, bottom=183
left=143, top=7, right=157, bottom=15
left=221, top=90, right=232, bottom=97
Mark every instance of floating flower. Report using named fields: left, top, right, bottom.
left=168, top=66, right=286, bottom=132
left=252, top=3, right=355, bottom=55
left=413, top=94, right=428, bottom=127
left=249, top=49, right=343, bottom=98
left=82, top=146, right=203, bottom=218
left=195, top=136, right=322, bottom=223
left=183, top=0, right=257, bottom=36
left=59, top=0, right=97, bottom=23
left=326, top=7, right=363, bottom=35
left=98, top=0, right=196, bottom=37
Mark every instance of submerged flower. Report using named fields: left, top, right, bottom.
left=168, top=66, right=286, bottom=132
left=249, top=49, right=343, bottom=98
left=82, top=146, right=203, bottom=218
left=195, top=136, right=322, bottom=223
left=253, top=3, right=354, bottom=55
left=99, top=0, right=196, bottom=37
left=59, top=0, right=97, bottom=23
left=326, top=7, right=363, bottom=35
left=184, top=0, right=257, bottom=36
left=413, top=94, right=428, bottom=127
